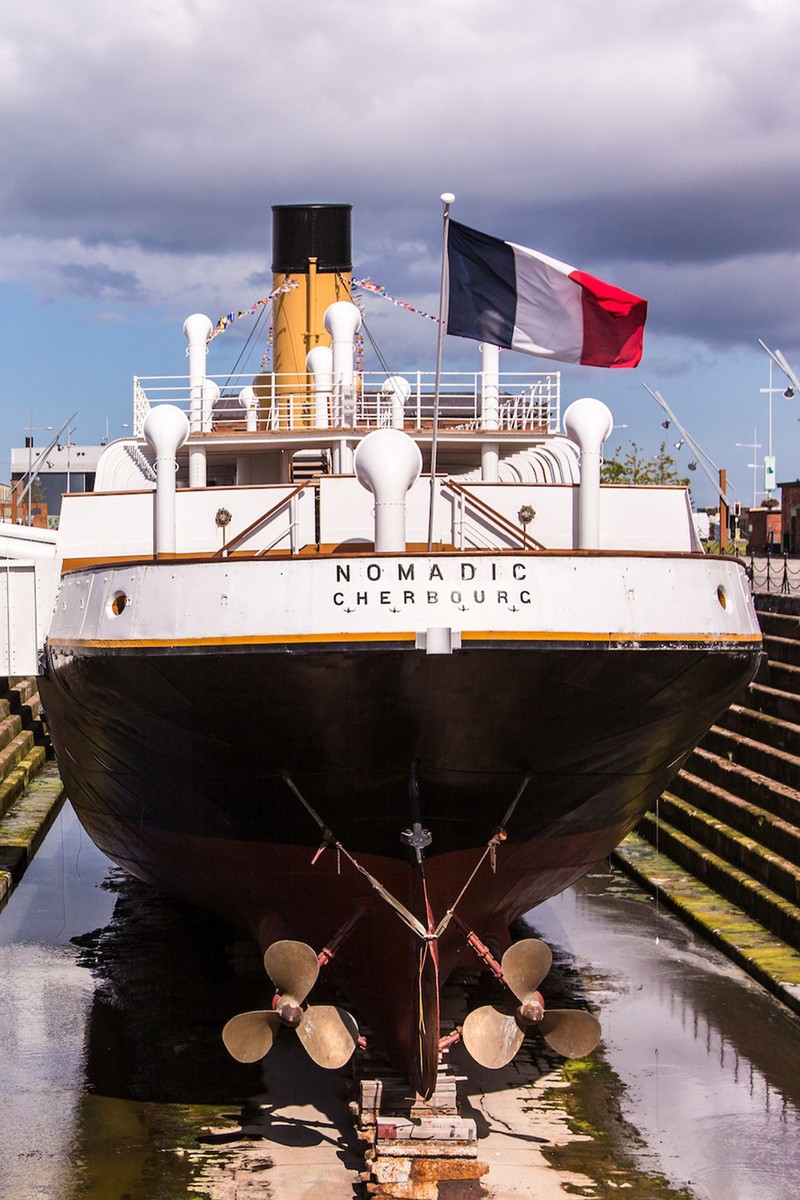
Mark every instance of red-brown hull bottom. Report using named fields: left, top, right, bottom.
left=70, top=807, right=628, bottom=1093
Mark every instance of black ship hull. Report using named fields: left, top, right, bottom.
left=41, top=635, right=760, bottom=1092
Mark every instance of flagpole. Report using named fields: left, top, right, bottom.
left=427, top=192, right=455, bottom=552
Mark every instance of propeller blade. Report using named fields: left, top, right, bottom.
left=222, top=1010, right=282, bottom=1063
left=501, top=938, right=553, bottom=1001
left=462, top=1005, right=525, bottom=1069
left=296, top=1005, right=359, bottom=1069
left=263, top=940, right=320, bottom=1004
left=539, top=1009, right=601, bottom=1058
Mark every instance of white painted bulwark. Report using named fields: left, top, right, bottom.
left=0, top=558, right=60, bottom=675
left=47, top=554, right=759, bottom=648
left=57, top=485, right=316, bottom=560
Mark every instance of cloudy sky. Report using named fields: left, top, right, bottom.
left=2, top=0, right=799, bottom=506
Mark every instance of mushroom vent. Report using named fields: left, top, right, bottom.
left=354, top=428, right=423, bottom=553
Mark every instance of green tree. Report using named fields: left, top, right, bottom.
left=601, top=441, right=690, bottom=487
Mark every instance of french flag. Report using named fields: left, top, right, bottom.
left=446, top=220, right=647, bottom=368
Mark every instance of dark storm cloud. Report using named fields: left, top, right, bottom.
left=2, top=0, right=800, bottom=361
left=57, top=262, right=144, bottom=302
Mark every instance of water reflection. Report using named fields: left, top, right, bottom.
left=0, top=806, right=114, bottom=1200
left=528, top=866, right=800, bottom=1200
left=0, top=804, right=360, bottom=1199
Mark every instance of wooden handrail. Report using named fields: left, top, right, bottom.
left=443, top=479, right=545, bottom=551
left=212, top=478, right=315, bottom=559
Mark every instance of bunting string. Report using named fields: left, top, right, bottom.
left=351, top=278, right=440, bottom=323
left=206, top=278, right=299, bottom=343
left=260, top=324, right=274, bottom=371
left=206, top=275, right=438, bottom=374
left=352, top=291, right=366, bottom=371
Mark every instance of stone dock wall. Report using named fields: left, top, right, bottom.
left=616, top=591, right=800, bottom=1013
left=0, top=676, right=65, bottom=911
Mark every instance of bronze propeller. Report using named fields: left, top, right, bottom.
left=222, top=939, right=359, bottom=1070
left=461, top=938, right=601, bottom=1069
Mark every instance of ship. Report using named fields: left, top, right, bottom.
left=0, top=203, right=762, bottom=1098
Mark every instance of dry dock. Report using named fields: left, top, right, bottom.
left=2, top=590, right=800, bottom=1197
left=2, top=801, right=799, bottom=1200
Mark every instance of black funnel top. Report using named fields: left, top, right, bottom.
left=272, top=204, right=352, bottom=274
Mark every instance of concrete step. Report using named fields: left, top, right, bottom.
left=0, top=679, right=48, bottom=754
left=702, top=723, right=800, bottom=788
left=0, top=744, right=47, bottom=820
left=0, top=677, right=39, bottom=709
left=747, top=681, right=800, bottom=726
left=0, top=713, right=23, bottom=755
left=721, top=702, right=800, bottom=758
left=657, top=790, right=800, bottom=907
left=637, top=810, right=800, bottom=950
left=763, top=633, right=800, bottom=669
left=0, top=729, right=35, bottom=788
left=670, top=768, right=800, bottom=859
left=765, top=658, right=800, bottom=697
left=681, top=746, right=800, bottom=826
left=0, top=761, right=66, bottom=912
left=756, top=609, right=800, bottom=640
left=16, top=689, right=45, bottom=745
left=754, top=592, right=800, bottom=619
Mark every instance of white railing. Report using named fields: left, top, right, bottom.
left=132, top=370, right=561, bottom=437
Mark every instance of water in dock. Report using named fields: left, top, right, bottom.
left=1, top=804, right=799, bottom=1199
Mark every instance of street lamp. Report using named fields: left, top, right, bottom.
left=736, top=428, right=761, bottom=509
left=759, top=359, right=784, bottom=499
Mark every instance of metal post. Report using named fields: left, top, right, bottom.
left=427, top=193, right=455, bottom=552
left=720, top=469, right=728, bottom=553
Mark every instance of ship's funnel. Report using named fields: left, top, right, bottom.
left=143, top=405, right=190, bottom=557
left=257, top=204, right=353, bottom=429
left=563, top=397, right=613, bottom=550
left=354, top=428, right=422, bottom=552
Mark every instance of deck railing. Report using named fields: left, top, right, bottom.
left=132, top=370, right=561, bottom=438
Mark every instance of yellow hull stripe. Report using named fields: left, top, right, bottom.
left=48, top=631, right=762, bottom=650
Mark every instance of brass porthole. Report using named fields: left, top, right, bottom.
left=109, top=591, right=128, bottom=617
left=717, top=585, right=728, bottom=610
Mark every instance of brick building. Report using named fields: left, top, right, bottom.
left=779, top=479, right=800, bottom=554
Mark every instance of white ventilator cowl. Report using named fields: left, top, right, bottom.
left=144, top=405, right=190, bottom=556
left=354, top=428, right=423, bottom=552
left=563, top=397, right=614, bottom=550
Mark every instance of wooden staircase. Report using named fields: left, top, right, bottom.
left=0, top=676, right=65, bottom=910
left=631, top=593, right=800, bottom=953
